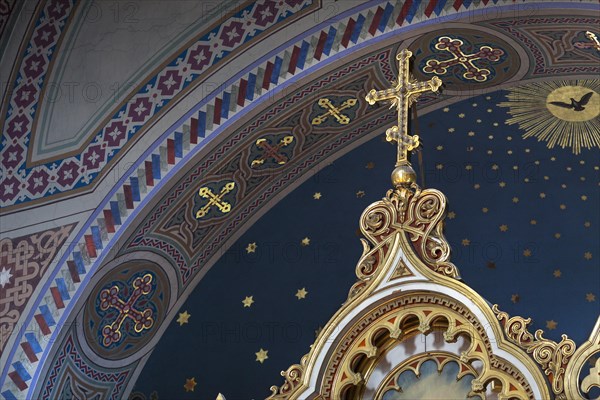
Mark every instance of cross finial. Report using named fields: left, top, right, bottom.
left=365, top=49, right=442, bottom=176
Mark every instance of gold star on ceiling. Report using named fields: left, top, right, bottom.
left=523, top=249, right=532, bottom=257
left=365, top=161, right=375, bottom=169
left=546, top=320, right=558, bottom=330
left=530, top=219, right=537, bottom=225
left=511, top=294, right=520, bottom=303
left=295, top=287, right=308, bottom=300
left=313, top=192, right=322, bottom=200
left=584, top=221, right=591, bottom=228
left=177, top=311, right=191, bottom=326
left=461, top=239, right=470, bottom=246
left=184, top=377, right=197, bottom=392
left=584, top=252, right=593, bottom=260
left=255, top=348, right=269, bottom=363
left=554, top=233, right=561, bottom=239
left=482, top=207, right=488, bottom=213
left=499, top=224, right=508, bottom=232
left=246, top=242, right=257, bottom=253
left=512, top=197, right=519, bottom=203
left=539, top=193, right=546, bottom=198
left=242, top=296, right=254, bottom=308
left=447, top=211, right=456, bottom=219
left=301, top=237, right=310, bottom=246
left=553, top=269, right=562, bottom=278
left=356, top=190, right=365, bottom=198
left=585, top=293, right=596, bottom=302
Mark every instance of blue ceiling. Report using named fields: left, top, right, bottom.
left=132, top=88, right=599, bottom=399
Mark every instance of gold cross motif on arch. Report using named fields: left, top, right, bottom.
left=195, top=182, right=235, bottom=219
left=251, top=135, right=294, bottom=167
left=312, top=97, right=358, bottom=125
left=423, top=36, right=504, bottom=82
left=575, top=31, right=600, bottom=51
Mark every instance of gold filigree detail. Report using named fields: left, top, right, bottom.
left=493, top=305, right=576, bottom=397
left=350, top=187, right=458, bottom=299
left=267, top=355, right=308, bottom=399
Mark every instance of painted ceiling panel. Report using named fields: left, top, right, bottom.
left=33, top=1, right=232, bottom=160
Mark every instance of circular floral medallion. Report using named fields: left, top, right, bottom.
left=407, top=28, right=519, bottom=91
left=83, top=261, right=169, bottom=360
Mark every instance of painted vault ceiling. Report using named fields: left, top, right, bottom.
left=0, top=1, right=599, bottom=400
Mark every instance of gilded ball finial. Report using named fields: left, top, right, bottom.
left=391, top=163, right=417, bottom=188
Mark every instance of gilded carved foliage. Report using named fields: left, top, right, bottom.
left=349, top=185, right=459, bottom=299
left=493, top=305, right=576, bottom=398
left=267, top=355, right=308, bottom=399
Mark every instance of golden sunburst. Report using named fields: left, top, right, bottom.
left=498, top=80, right=600, bottom=154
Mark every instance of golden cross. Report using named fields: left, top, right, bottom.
left=312, top=98, right=358, bottom=125
left=585, top=31, right=600, bottom=51
left=366, top=49, right=442, bottom=166
left=195, top=182, right=235, bottom=219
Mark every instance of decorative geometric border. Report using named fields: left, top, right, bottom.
left=491, top=16, right=600, bottom=75
left=39, top=333, right=130, bottom=400
left=1, top=2, right=598, bottom=400
left=0, top=223, right=75, bottom=354
left=0, top=0, right=317, bottom=209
